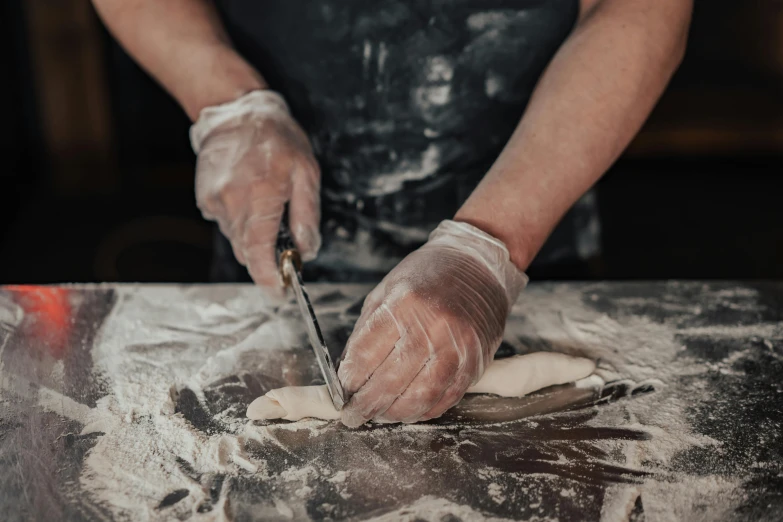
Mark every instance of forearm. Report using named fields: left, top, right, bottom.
left=455, top=0, right=692, bottom=270
left=92, top=0, right=265, bottom=120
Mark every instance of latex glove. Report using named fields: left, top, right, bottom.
left=337, top=220, right=528, bottom=427
left=190, top=90, right=321, bottom=295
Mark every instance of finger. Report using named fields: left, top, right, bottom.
left=349, top=280, right=387, bottom=337
left=194, top=148, right=230, bottom=221
left=340, top=317, right=431, bottom=428
left=222, top=224, right=248, bottom=266
left=217, top=183, right=252, bottom=265
left=196, top=191, right=223, bottom=222
left=220, top=216, right=249, bottom=267
left=405, top=322, right=484, bottom=423
left=376, top=322, right=463, bottom=423
left=417, top=370, right=474, bottom=422
left=288, top=158, right=321, bottom=261
left=338, top=302, right=400, bottom=394
left=212, top=216, right=245, bottom=266
left=241, top=184, right=288, bottom=292
left=374, top=359, right=452, bottom=424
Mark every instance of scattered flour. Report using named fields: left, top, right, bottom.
left=487, top=482, right=506, bottom=505
left=366, top=144, right=442, bottom=196
left=72, top=286, right=284, bottom=520
left=12, top=282, right=774, bottom=520
left=367, top=495, right=515, bottom=522
left=328, top=470, right=348, bottom=484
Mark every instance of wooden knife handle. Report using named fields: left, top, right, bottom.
left=276, top=205, right=302, bottom=287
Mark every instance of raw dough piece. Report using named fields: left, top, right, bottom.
left=465, top=352, right=595, bottom=397
left=246, top=352, right=595, bottom=422
left=248, top=385, right=341, bottom=421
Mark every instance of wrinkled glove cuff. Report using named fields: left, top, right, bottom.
left=428, top=220, right=529, bottom=308
left=189, top=90, right=290, bottom=154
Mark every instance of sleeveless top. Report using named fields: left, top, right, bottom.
left=211, top=0, right=599, bottom=283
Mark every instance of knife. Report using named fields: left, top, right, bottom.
left=276, top=213, right=345, bottom=411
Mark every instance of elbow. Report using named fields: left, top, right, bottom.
left=666, top=0, right=693, bottom=74
left=585, top=0, right=693, bottom=78
left=635, top=1, right=692, bottom=82
left=90, top=0, right=111, bottom=24
left=90, top=0, right=127, bottom=26
left=669, top=18, right=690, bottom=72
left=663, top=31, right=687, bottom=80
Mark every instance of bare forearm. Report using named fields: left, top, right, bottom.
left=455, top=0, right=692, bottom=270
left=92, top=0, right=265, bottom=120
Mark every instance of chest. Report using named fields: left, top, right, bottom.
left=216, top=1, right=578, bottom=126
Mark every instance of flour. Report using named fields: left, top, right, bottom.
left=504, top=283, right=779, bottom=520
left=315, top=228, right=402, bottom=272
left=485, top=71, right=505, bottom=99
left=366, top=144, right=442, bottom=196
left=20, top=282, right=777, bottom=520
left=328, top=470, right=348, bottom=484
left=488, top=482, right=506, bottom=504
left=0, top=292, right=23, bottom=332
left=39, top=385, right=93, bottom=423
left=68, top=286, right=285, bottom=520
left=367, top=496, right=515, bottom=522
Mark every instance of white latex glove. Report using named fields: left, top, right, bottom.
left=337, top=220, right=529, bottom=427
left=191, top=90, right=321, bottom=295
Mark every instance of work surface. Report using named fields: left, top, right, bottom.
left=0, top=282, right=781, bottom=521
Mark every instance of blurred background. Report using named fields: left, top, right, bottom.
left=1, top=0, right=781, bottom=284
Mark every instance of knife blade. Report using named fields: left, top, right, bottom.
left=277, top=215, right=345, bottom=411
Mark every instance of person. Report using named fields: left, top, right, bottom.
left=93, top=0, right=692, bottom=426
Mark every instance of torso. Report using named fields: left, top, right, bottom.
left=213, top=0, right=596, bottom=282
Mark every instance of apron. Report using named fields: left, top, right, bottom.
left=211, top=0, right=598, bottom=283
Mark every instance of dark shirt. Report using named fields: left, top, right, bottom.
left=211, top=0, right=599, bottom=283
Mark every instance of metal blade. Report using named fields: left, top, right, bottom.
left=282, top=257, right=345, bottom=411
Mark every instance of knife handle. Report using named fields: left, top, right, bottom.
left=276, top=205, right=302, bottom=287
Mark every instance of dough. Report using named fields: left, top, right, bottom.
left=465, top=352, right=595, bottom=397
left=246, top=352, right=595, bottom=422
left=248, top=385, right=341, bottom=421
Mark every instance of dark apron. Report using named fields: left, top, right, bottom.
left=211, top=0, right=597, bottom=283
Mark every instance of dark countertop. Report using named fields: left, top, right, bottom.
left=0, top=282, right=781, bottom=521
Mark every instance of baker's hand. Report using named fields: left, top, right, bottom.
left=338, top=220, right=528, bottom=427
left=190, top=90, right=321, bottom=295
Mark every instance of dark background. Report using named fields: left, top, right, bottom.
left=1, top=0, right=781, bottom=284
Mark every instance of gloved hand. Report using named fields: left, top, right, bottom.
left=337, top=220, right=528, bottom=427
left=190, top=90, right=321, bottom=295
